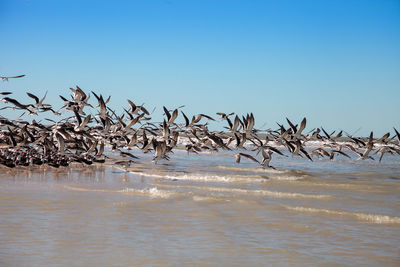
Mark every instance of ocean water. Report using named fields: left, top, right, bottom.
left=0, top=148, right=399, bottom=266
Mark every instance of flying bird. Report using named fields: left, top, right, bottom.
left=1, top=74, right=25, bottom=81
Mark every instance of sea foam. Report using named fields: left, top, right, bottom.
left=284, top=205, right=400, bottom=224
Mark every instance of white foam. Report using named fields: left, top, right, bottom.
left=130, top=171, right=265, bottom=183
left=215, top=165, right=283, bottom=174
left=64, top=185, right=173, bottom=199
left=215, top=166, right=306, bottom=180
left=121, top=187, right=173, bottom=198
left=285, top=206, right=400, bottom=224
left=270, top=175, right=305, bottom=181
left=129, top=167, right=306, bottom=183
left=192, top=195, right=228, bottom=202
left=152, top=183, right=330, bottom=199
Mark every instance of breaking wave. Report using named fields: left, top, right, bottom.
left=152, top=183, right=331, bottom=199
left=129, top=172, right=266, bottom=183
left=129, top=170, right=306, bottom=182
left=284, top=205, right=400, bottom=224
left=63, top=185, right=174, bottom=198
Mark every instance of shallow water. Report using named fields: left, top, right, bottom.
left=1, top=149, right=399, bottom=266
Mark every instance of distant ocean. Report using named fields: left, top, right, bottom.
left=1, top=142, right=399, bottom=266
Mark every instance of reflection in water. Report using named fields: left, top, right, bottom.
left=0, top=151, right=400, bottom=266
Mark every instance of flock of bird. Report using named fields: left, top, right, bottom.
left=1, top=74, right=400, bottom=169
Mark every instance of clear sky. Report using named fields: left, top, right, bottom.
left=1, top=0, right=399, bottom=136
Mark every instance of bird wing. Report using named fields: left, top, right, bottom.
left=27, top=92, right=39, bottom=104
left=238, top=153, right=260, bottom=164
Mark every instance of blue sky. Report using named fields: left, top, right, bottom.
left=1, top=0, right=399, bottom=136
